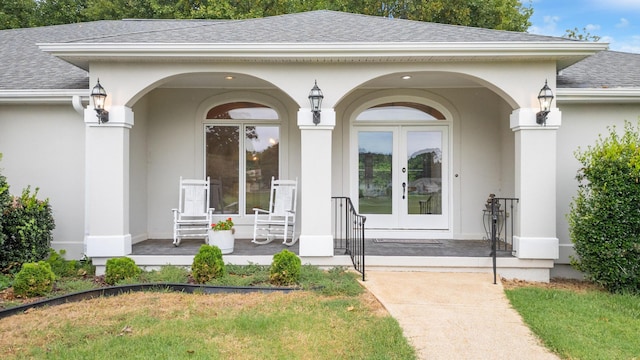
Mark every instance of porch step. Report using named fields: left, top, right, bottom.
left=365, top=256, right=554, bottom=282
left=92, top=254, right=554, bottom=282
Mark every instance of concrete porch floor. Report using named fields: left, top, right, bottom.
left=132, top=238, right=513, bottom=257
left=112, top=238, right=553, bottom=281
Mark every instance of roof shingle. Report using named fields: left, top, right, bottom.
left=0, top=10, right=635, bottom=90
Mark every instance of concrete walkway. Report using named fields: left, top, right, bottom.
left=361, top=271, right=559, bottom=360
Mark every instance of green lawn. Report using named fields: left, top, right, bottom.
left=506, top=285, right=640, bottom=359
left=1, top=265, right=417, bottom=360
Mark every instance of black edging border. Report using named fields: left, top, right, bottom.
left=0, top=283, right=298, bottom=320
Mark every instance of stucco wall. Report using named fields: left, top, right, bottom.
left=556, top=102, right=640, bottom=264
left=0, top=104, right=85, bottom=258
left=129, top=97, right=149, bottom=243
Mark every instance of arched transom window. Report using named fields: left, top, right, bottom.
left=356, top=102, right=446, bottom=121
left=205, top=102, right=279, bottom=215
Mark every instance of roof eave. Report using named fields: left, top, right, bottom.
left=39, top=41, right=608, bottom=70
left=0, top=90, right=89, bottom=104
left=557, top=88, right=640, bottom=104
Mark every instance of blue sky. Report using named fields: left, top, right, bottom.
left=528, top=0, right=640, bottom=53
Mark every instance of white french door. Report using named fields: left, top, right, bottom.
left=355, top=126, right=449, bottom=230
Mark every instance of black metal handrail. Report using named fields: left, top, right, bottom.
left=331, top=197, right=366, bottom=281
left=486, top=196, right=519, bottom=284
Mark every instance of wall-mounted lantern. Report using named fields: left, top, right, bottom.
left=536, top=80, right=554, bottom=126
left=91, top=79, right=109, bottom=123
left=308, top=80, right=323, bottom=125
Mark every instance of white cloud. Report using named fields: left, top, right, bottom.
left=585, top=24, right=601, bottom=31
left=529, top=15, right=562, bottom=36
left=616, top=18, right=630, bottom=28
left=607, top=35, right=640, bottom=54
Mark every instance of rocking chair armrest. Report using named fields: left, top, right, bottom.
left=286, top=210, right=296, bottom=215
left=253, top=208, right=269, bottom=214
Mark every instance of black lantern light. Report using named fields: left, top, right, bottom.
left=536, top=80, right=554, bottom=126
left=91, top=79, right=109, bottom=123
left=308, top=80, right=323, bottom=125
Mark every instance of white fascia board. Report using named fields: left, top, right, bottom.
left=557, top=88, right=640, bottom=104
left=0, top=89, right=88, bottom=104
left=39, top=41, right=608, bottom=69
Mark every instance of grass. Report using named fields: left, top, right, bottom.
left=0, top=265, right=416, bottom=359
left=505, top=283, right=640, bottom=359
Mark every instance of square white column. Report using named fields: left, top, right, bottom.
left=84, top=106, right=134, bottom=257
left=510, top=108, right=560, bottom=260
left=297, top=108, right=335, bottom=256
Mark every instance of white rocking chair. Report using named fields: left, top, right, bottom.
left=172, top=177, right=215, bottom=247
left=252, top=177, right=298, bottom=246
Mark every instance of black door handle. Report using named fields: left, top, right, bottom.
left=402, top=182, right=406, bottom=199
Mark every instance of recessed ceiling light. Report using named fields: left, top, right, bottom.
left=401, top=75, right=412, bottom=80
left=225, top=76, right=235, bottom=80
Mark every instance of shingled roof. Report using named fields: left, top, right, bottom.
left=0, top=10, right=637, bottom=91
left=558, top=50, right=640, bottom=88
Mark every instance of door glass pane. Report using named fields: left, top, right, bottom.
left=359, top=132, right=392, bottom=214
left=245, top=126, right=279, bottom=214
left=206, top=125, right=240, bottom=214
left=406, top=131, right=442, bottom=215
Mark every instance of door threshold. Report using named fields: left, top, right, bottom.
left=366, top=229, right=452, bottom=239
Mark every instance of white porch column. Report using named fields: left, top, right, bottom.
left=510, top=108, right=560, bottom=260
left=84, top=106, right=134, bottom=257
left=297, top=108, right=335, bottom=256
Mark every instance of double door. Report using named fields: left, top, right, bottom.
left=355, top=126, right=449, bottom=229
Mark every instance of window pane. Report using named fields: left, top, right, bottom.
left=246, top=126, right=279, bottom=214
left=406, top=131, right=442, bottom=215
left=358, top=131, right=392, bottom=214
left=206, top=125, right=240, bottom=214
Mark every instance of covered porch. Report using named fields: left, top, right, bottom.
left=36, top=11, right=603, bottom=282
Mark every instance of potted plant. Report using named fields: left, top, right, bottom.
left=208, top=217, right=235, bottom=254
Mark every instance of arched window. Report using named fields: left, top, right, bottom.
left=205, top=102, right=279, bottom=215
left=356, top=102, right=445, bottom=121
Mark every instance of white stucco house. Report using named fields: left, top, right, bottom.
left=1, top=11, right=639, bottom=281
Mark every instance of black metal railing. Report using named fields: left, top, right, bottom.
left=331, top=197, right=366, bottom=281
left=485, top=195, right=519, bottom=284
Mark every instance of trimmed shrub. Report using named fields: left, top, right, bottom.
left=13, top=261, right=56, bottom=297
left=191, top=244, right=226, bottom=284
left=269, top=249, right=301, bottom=286
left=569, top=121, right=640, bottom=294
left=105, top=257, right=141, bottom=285
left=0, top=186, right=55, bottom=273
left=45, top=249, right=79, bottom=279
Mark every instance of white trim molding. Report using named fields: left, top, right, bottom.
left=85, top=234, right=132, bottom=257
left=39, top=41, right=607, bottom=70
left=513, top=236, right=559, bottom=260
left=557, top=88, right=640, bottom=103
left=0, top=89, right=88, bottom=104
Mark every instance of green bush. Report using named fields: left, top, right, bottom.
left=569, top=121, right=640, bottom=294
left=45, top=249, right=79, bottom=279
left=191, top=245, right=225, bottom=284
left=13, top=261, right=56, bottom=297
left=269, top=249, right=301, bottom=286
left=0, top=186, right=55, bottom=273
left=0, top=154, right=11, bottom=260
left=105, top=257, right=141, bottom=285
